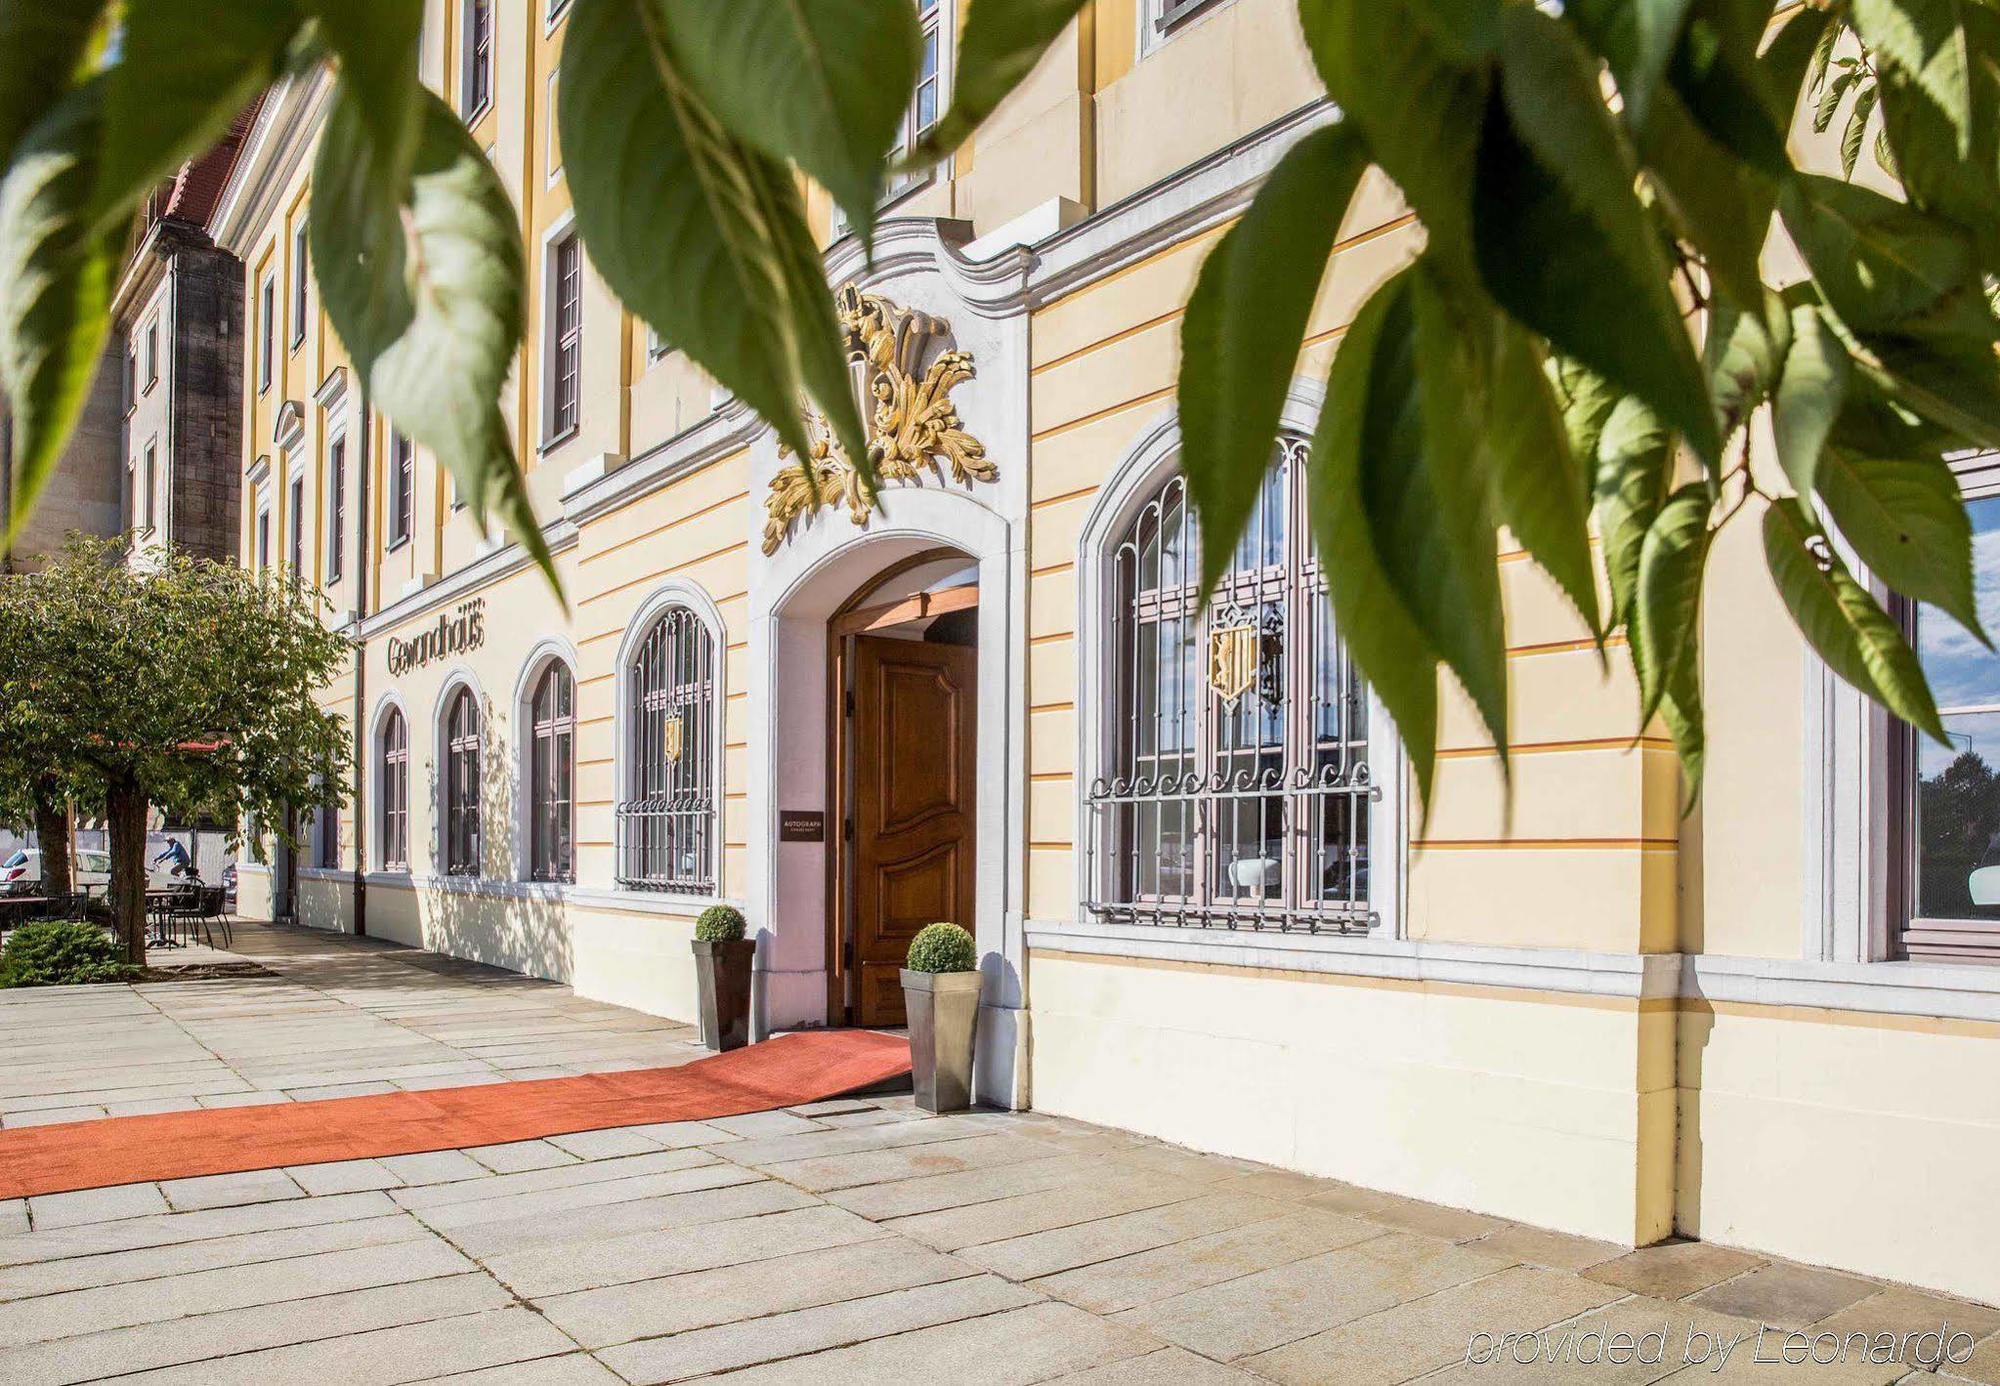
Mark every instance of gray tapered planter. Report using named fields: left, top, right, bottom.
left=692, top=938, right=755, bottom=1051
left=901, top=968, right=981, bottom=1112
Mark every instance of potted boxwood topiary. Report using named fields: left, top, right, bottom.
left=691, top=905, right=754, bottom=1051
left=901, top=922, right=980, bottom=1112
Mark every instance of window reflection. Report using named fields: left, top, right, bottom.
left=1913, top=495, right=2000, bottom=921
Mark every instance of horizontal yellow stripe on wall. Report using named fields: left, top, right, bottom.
left=579, top=490, right=751, bottom=568
left=1413, top=837, right=1679, bottom=851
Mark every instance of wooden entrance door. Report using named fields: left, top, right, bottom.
left=850, top=635, right=977, bottom=1026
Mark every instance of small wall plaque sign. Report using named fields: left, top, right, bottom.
left=779, top=811, right=826, bottom=843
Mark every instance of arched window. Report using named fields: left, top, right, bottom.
left=528, top=662, right=575, bottom=883
left=1085, top=436, right=1374, bottom=933
left=379, top=708, right=409, bottom=871
left=443, top=687, right=482, bottom=876
left=617, top=604, right=717, bottom=894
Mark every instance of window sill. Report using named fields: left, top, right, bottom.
left=142, top=380, right=159, bottom=396
left=568, top=884, right=736, bottom=918
left=384, top=534, right=411, bottom=554
left=462, top=98, right=493, bottom=129
left=1153, top=0, right=1229, bottom=37
left=1684, top=952, right=2000, bottom=1025
left=539, top=425, right=580, bottom=458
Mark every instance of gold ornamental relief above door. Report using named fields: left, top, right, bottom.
left=762, top=286, right=996, bottom=556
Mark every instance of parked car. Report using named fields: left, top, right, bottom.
left=2, top=848, right=179, bottom=896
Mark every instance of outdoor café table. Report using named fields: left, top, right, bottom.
left=145, top=890, right=186, bottom=949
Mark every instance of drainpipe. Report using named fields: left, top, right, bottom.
left=351, top=386, right=371, bottom=937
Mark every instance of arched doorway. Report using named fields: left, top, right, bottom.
left=827, top=550, right=980, bottom=1026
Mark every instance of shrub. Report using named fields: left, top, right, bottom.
left=906, top=922, right=977, bottom=974
left=0, top=920, right=140, bottom=987
left=694, top=904, right=747, bottom=943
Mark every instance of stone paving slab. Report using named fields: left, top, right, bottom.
left=0, top=920, right=1994, bottom=1385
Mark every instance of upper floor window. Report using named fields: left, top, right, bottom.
left=617, top=602, right=718, bottom=895
left=258, top=273, right=275, bottom=393
left=529, top=661, right=575, bottom=883
left=256, top=505, right=271, bottom=570
left=883, top=0, right=946, bottom=203
left=1084, top=437, right=1377, bottom=935
left=461, top=0, right=494, bottom=119
left=326, top=437, right=346, bottom=583
left=443, top=686, right=482, bottom=876
left=144, top=320, right=159, bottom=389
left=314, top=778, right=339, bottom=870
left=124, top=350, right=136, bottom=410
left=548, top=231, right=582, bottom=442
left=1149, top=0, right=1227, bottom=43
left=287, top=474, right=305, bottom=589
left=1902, top=460, right=2000, bottom=960
left=389, top=432, right=414, bottom=546
left=291, top=222, right=310, bottom=348
left=142, top=442, right=157, bottom=532
left=379, top=707, right=409, bottom=871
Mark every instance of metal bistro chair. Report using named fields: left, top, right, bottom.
left=166, top=884, right=229, bottom=950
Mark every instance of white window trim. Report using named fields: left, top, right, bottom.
left=611, top=577, right=728, bottom=895
left=257, top=272, right=276, bottom=394
left=433, top=667, right=489, bottom=879
left=368, top=691, right=414, bottom=875
left=512, top=636, right=581, bottom=884
left=545, top=69, right=563, bottom=187
left=1139, top=0, right=1235, bottom=58
left=1065, top=388, right=1408, bottom=957
left=325, top=426, right=347, bottom=586
left=459, top=0, right=494, bottom=122
left=539, top=210, right=582, bottom=450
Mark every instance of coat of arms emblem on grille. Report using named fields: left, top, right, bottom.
left=761, top=285, right=995, bottom=556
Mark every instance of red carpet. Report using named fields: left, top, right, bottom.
left=0, top=1030, right=911, bottom=1198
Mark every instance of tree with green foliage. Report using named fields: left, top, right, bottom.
left=0, top=536, right=350, bottom=963
left=0, top=0, right=1996, bottom=810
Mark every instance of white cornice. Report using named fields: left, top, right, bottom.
left=212, top=67, right=333, bottom=256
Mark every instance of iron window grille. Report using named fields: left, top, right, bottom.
left=551, top=233, right=582, bottom=440
left=1085, top=437, right=1376, bottom=935
left=444, top=687, right=482, bottom=876
left=616, top=606, right=717, bottom=895
left=530, top=663, right=575, bottom=883
left=380, top=709, right=409, bottom=871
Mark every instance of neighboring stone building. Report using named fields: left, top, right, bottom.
left=0, top=355, right=124, bottom=572
left=210, top=0, right=2000, bottom=1310
left=109, top=106, right=255, bottom=565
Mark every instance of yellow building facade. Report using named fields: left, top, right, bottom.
left=211, top=0, right=2000, bottom=1304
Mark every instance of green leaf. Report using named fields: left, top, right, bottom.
left=1475, top=6, right=1719, bottom=465
left=1307, top=274, right=1441, bottom=807
left=1779, top=174, right=1977, bottom=334
left=1487, top=318, right=1601, bottom=636
left=1771, top=304, right=1850, bottom=495
left=1639, top=82, right=1768, bottom=311
left=1362, top=268, right=1509, bottom=757
left=1178, top=122, right=1369, bottom=597
left=1805, top=18, right=1839, bottom=105
left=660, top=0, right=918, bottom=247
left=902, top=0, right=1091, bottom=168
left=97, top=0, right=299, bottom=230
left=1660, top=682, right=1706, bottom=807
left=1764, top=497, right=1946, bottom=742
left=1705, top=289, right=1790, bottom=436
left=1407, top=0, right=1499, bottom=62
left=1851, top=0, right=1975, bottom=156
left=1840, top=320, right=2000, bottom=450
left=1841, top=81, right=1879, bottom=177
left=0, top=80, right=120, bottom=549
left=299, top=0, right=423, bottom=197
left=1876, top=16, right=2000, bottom=270
left=1818, top=448, right=1988, bottom=644
left=1632, top=484, right=1712, bottom=722
left=1595, top=394, right=1676, bottom=627
left=1297, top=0, right=1485, bottom=278
left=1816, top=64, right=1862, bottom=133
left=310, top=86, right=555, bottom=587
left=1662, top=0, right=1792, bottom=177
left=1551, top=356, right=1621, bottom=465
left=1763, top=4, right=1836, bottom=131
left=0, top=5, right=105, bottom=165
left=559, top=0, right=865, bottom=478
left=1564, top=0, right=1695, bottom=128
